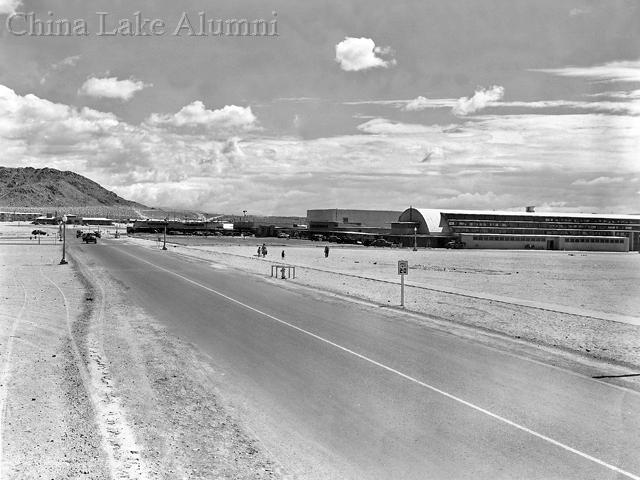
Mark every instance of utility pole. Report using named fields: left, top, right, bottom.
left=162, top=218, right=168, bottom=250
left=59, top=215, right=68, bottom=265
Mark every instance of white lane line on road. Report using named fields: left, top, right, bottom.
left=118, top=249, right=640, bottom=480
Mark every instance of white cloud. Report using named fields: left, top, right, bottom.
left=56, top=55, right=81, bottom=69
left=2, top=83, right=639, bottom=215
left=78, top=76, right=151, bottom=101
left=532, top=59, right=640, bottom=83
left=569, top=7, right=592, bottom=17
left=40, top=55, right=81, bottom=84
left=572, top=177, right=626, bottom=186
left=452, top=86, right=505, bottom=116
left=588, top=90, right=640, bottom=100
left=0, top=0, right=20, bottom=15
left=0, top=84, right=119, bottom=140
left=357, top=118, right=435, bottom=135
left=403, top=96, right=456, bottom=111
left=146, top=101, right=257, bottom=133
left=501, top=99, right=640, bottom=115
left=343, top=99, right=407, bottom=106
left=335, top=37, right=396, bottom=72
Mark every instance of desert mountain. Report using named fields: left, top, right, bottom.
left=0, top=167, right=145, bottom=208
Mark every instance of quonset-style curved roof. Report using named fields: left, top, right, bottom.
left=399, top=207, right=640, bottom=235
left=397, top=208, right=446, bottom=234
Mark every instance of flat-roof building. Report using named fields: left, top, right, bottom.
left=307, top=209, right=402, bottom=235
left=0, top=211, right=42, bottom=222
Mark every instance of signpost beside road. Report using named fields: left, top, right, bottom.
left=398, top=260, right=408, bottom=307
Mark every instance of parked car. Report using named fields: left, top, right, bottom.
left=32, top=229, right=47, bottom=236
left=327, top=235, right=341, bottom=243
left=371, top=238, right=393, bottom=247
left=445, top=240, right=465, bottom=249
left=82, top=233, right=97, bottom=244
left=277, top=232, right=290, bottom=239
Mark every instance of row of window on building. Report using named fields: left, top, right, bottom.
left=464, top=228, right=629, bottom=236
left=470, top=236, right=625, bottom=244
left=565, top=238, right=625, bottom=244
left=448, top=215, right=638, bottom=225
left=472, top=236, right=545, bottom=242
left=451, top=221, right=635, bottom=230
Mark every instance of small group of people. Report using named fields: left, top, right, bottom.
left=256, top=243, right=330, bottom=259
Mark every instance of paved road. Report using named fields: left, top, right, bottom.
left=74, top=239, right=640, bottom=480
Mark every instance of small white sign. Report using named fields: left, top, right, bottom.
left=398, top=260, right=409, bottom=275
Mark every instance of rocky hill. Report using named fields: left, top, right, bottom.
left=0, top=167, right=145, bottom=208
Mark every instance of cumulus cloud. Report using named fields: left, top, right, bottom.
left=78, top=76, right=151, bottom=101
left=0, top=0, right=20, bottom=15
left=2, top=82, right=639, bottom=215
left=0, top=84, right=119, bottom=141
left=452, top=86, right=505, bottom=116
left=335, top=37, right=396, bottom=72
left=147, top=101, right=257, bottom=134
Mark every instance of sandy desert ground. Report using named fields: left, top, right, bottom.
left=0, top=224, right=284, bottom=479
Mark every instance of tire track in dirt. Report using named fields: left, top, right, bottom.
left=0, top=275, right=27, bottom=480
left=40, top=268, right=150, bottom=480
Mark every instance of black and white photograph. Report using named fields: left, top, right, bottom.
left=0, top=0, right=639, bottom=478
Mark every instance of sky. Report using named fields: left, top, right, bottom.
left=0, top=0, right=639, bottom=215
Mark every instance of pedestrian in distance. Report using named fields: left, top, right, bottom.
left=281, top=250, right=285, bottom=260
left=324, top=245, right=330, bottom=258
left=262, top=243, right=268, bottom=257
left=257, top=246, right=261, bottom=257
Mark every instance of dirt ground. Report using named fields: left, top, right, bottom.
left=0, top=226, right=285, bottom=479
left=127, top=235, right=640, bottom=369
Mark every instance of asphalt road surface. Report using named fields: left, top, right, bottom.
left=74, top=239, right=640, bottom=480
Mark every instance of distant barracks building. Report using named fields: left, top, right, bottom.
left=308, top=208, right=640, bottom=252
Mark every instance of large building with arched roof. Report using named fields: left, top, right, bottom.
left=392, top=207, right=640, bottom=251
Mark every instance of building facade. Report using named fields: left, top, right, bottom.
left=307, top=209, right=402, bottom=235
left=393, top=208, right=640, bottom=252
left=0, top=211, right=42, bottom=222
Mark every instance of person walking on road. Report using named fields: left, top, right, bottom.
left=257, top=246, right=261, bottom=257
left=281, top=250, right=285, bottom=260
left=324, top=245, right=330, bottom=258
left=262, top=243, right=268, bottom=257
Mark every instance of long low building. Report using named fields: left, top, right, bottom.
left=392, top=208, right=640, bottom=252
left=307, top=209, right=402, bottom=235
left=0, top=211, right=42, bottom=222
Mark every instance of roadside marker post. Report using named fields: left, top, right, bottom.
left=398, top=260, right=408, bottom=307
